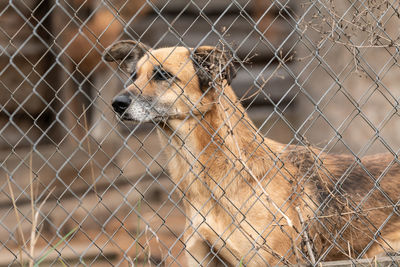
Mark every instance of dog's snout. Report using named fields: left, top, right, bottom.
left=112, top=94, right=132, bottom=115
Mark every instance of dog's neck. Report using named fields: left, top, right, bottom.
left=158, top=84, right=284, bottom=183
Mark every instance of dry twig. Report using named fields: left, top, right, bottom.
left=296, top=206, right=316, bottom=264
left=82, top=105, right=100, bottom=201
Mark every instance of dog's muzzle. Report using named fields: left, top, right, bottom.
left=112, top=93, right=170, bottom=122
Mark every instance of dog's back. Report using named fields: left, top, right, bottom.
left=286, top=146, right=400, bottom=259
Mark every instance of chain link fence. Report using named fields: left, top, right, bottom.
left=2, top=0, right=400, bottom=266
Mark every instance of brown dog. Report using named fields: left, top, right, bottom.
left=103, top=40, right=400, bottom=266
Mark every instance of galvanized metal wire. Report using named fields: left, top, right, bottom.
left=1, top=0, right=400, bottom=266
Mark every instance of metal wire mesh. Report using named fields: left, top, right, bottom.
left=2, top=0, right=400, bottom=266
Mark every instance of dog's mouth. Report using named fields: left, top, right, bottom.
left=117, top=111, right=168, bottom=123
left=117, top=113, right=139, bottom=122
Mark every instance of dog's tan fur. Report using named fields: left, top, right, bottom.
left=104, top=41, right=400, bottom=266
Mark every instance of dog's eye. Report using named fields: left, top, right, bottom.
left=153, top=67, right=173, bottom=81
left=131, top=72, right=137, bottom=81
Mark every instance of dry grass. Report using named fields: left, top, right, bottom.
left=82, top=105, right=99, bottom=201
left=6, top=152, right=74, bottom=266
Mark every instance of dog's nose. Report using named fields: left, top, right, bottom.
left=112, top=94, right=132, bottom=115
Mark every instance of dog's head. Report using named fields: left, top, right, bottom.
left=103, top=40, right=236, bottom=123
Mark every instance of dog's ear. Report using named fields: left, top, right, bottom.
left=103, top=40, right=150, bottom=74
left=192, top=46, right=236, bottom=89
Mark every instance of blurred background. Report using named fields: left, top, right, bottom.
left=1, top=0, right=400, bottom=265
